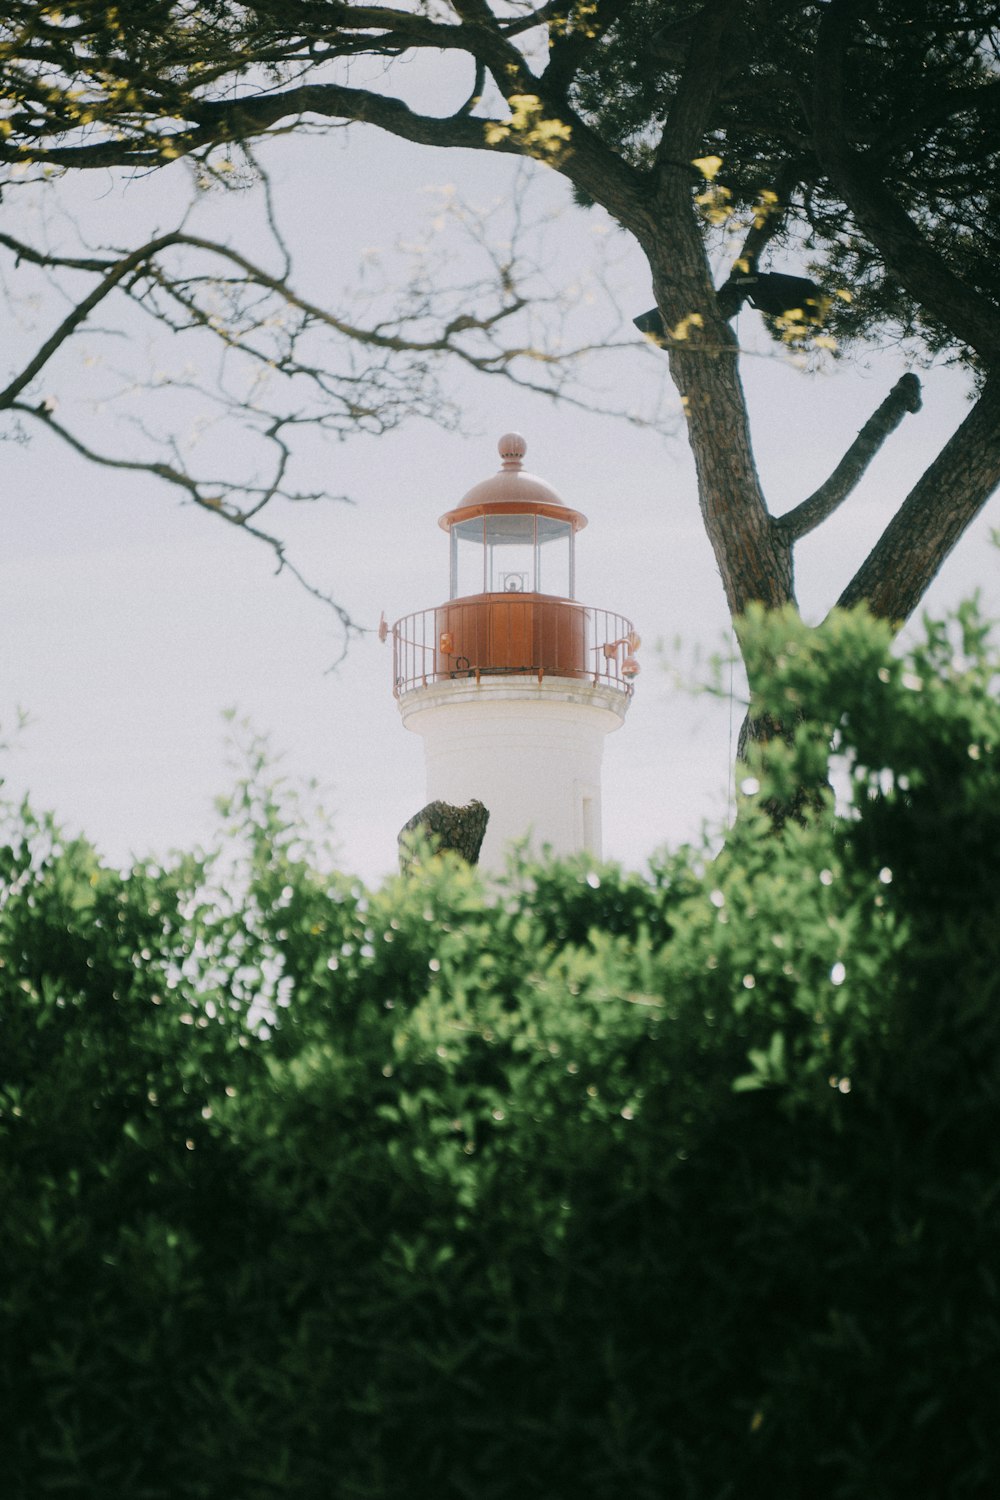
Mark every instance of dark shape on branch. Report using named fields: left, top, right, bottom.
left=714, top=280, right=754, bottom=322
left=398, top=799, right=489, bottom=873
left=633, top=306, right=668, bottom=342
left=717, top=268, right=830, bottom=323
left=635, top=272, right=831, bottom=342
left=746, top=272, right=828, bottom=322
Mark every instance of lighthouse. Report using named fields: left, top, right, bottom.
left=391, top=433, right=637, bottom=871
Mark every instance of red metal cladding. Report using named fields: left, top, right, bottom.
left=434, top=595, right=587, bottom=678
left=392, top=596, right=635, bottom=697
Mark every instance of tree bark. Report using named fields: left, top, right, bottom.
left=777, top=373, right=923, bottom=542
left=398, top=800, right=490, bottom=873
left=838, top=377, right=1000, bottom=621
left=636, top=198, right=795, bottom=621
left=622, top=0, right=796, bottom=623
left=665, top=315, right=795, bottom=619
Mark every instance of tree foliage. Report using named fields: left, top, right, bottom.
left=3, top=599, right=1000, bottom=1497
left=3, top=1, right=1000, bottom=662
left=574, top=0, right=1000, bottom=359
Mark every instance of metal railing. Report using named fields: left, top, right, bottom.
left=392, top=597, right=637, bottom=698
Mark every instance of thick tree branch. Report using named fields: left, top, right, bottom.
left=776, top=372, right=923, bottom=542
left=541, top=0, right=632, bottom=100
left=4, top=80, right=526, bottom=170
left=2, top=0, right=996, bottom=676
left=654, top=0, right=741, bottom=172
left=1, top=9, right=647, bottom=226
left=837, top=377, right=1000, bottom=622
left=715, top=161, right=808, bottom=320
left=452, top=60, right=486, bottom=118
left=438, top=0, right=539, bottom=97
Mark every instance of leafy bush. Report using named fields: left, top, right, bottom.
left=2, top=604, right=1000, bottom=1499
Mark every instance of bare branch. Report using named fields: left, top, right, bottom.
left=9, top=396, right=360, bottom=642
left=776, top=372, right=923, bottom=542
left=0, top=232, right=119, bottom=275
left=837, top=376, right=1000, bottom=622
left=0, top=166, right=670, bottom=636
left=0, top=230, right=185, bottom=405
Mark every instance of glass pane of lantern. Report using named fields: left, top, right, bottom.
left=452, top=517, right=485, bottom=598
left=535, top=516, right=573, bottom=598
left=485, top=513, right=535, bottom=594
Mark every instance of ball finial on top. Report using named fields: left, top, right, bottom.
left=498, top=432, right=526, bottom=470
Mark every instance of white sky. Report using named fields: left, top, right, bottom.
left=2, top=124, right=997, bottom=885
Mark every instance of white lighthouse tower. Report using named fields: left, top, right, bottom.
left=391, top=433, right=637, bottom=871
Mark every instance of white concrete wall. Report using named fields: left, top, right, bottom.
left=398, top=677, right=629, bottom=871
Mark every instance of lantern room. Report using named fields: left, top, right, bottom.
left=442, top=432, right=586, bottom=600
left=392, top=432, right=638, bottom=696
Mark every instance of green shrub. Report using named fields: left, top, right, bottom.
left=2, top=604, right=999, bottom=1499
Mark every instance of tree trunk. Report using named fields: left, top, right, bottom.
left=398, top=800, right=490, bottom=874
left=637, top=209, right=796, bottom=622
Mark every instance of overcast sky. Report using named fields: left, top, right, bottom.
left=3, top=124, right=997, bottom=885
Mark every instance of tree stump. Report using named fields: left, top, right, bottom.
left=398, top=799, right=489, bottom=873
